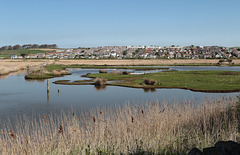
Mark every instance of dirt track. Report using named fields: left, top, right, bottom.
left=1, top=59, right=240, bottom=75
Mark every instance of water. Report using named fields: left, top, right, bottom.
left=0, top=66, right=239, bottom=124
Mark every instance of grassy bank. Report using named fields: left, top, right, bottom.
left=0, top=98, right=239, bottom=154
left=44, top=64, right=169, bottom=71
left=86, top=70, right=240, bottom=92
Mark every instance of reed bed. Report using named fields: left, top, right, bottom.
left=0, top=97, right=239, bottom=154
left=0, top=65, right=25, bottom=75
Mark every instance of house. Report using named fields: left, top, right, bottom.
left=203, top=54, right=212, bottom=59
left=10, top=55, right=18, bottom=59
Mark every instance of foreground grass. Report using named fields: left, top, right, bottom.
left=87, top=70, right=240, bottom=92
left=0, top=98, right=239, bottom=154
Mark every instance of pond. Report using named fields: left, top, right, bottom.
left=0, top=66, right=239, bottom=125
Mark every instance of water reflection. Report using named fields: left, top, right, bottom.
left=0, top=70, right=26, bottom=80
left=94, top=85, right=106, bottom=91
left=143, top=88, right=156, bottom=93
left=47, top=91, right=49, bottom=103
left=25, top=79, right=45, bottom=83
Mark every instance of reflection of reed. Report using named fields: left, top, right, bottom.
left=143, top=88, right=156, bottom=93
left=0, top=70, right=26, bottom=80
left=47, top=91, right=49, bottom=103
left=0, top=65, right=25, bottom=76
left=94, top=85, right=106, bottom=91
left=25, top=79, right=45, bottom=83
left=47, top=79, right=49, bottom=103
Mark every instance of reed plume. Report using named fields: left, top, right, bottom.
left=9, top=130, right=15, bottom=139
left=43, top=114, right=47, bottom=124
left=58, top=125, right=63, bottom=135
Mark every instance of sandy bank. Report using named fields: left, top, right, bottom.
left=1, top=59, right=240, bottom=75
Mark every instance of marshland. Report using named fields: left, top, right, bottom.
left=1, top=64, right=240, bottom=154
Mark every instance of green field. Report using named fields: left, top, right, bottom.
left=0, top=49, right=49, bottom=58
left=86, top=70, right=240, bottom=92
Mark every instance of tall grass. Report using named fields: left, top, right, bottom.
left=0, top=97, right=239, bottom=154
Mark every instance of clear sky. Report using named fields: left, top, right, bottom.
left=0, top=0, right=239, bottom=48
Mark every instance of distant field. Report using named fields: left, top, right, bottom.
left=0, top=49, right=53, bottom=58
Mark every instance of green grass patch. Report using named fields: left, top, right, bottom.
left=87, top=70, right=240, bottom=92
left=0, top=49, right=49, bottom=57
left=25, top=74, right=54, bottom=79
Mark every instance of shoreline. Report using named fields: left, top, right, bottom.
left=53, top=79, right=240, bottom=93
left=52, top=70, right=240, bottom=93
left=1, top=59, right=240, bottom=76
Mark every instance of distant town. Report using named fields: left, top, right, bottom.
left=1, top=44, right=240, bottom=59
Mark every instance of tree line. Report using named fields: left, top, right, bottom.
left=0, top=44, right=58, bottom=51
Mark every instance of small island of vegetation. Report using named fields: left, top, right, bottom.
left=85, top=70, right=240, bottom=92
left=48, top=64, right=240, bottom=93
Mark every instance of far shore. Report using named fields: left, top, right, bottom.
left=1, top=59, right=240, bottom=75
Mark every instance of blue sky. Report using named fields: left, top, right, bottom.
left=0, top=0, right=239, bottom=48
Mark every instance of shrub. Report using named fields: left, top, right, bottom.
left=93, top=77, right=106, bottom=86
left=99, top=69, right=107, bottom=73
left=143, top=79, right=156, bottom=85
left=112, top=70, right=122, bottom=74
left=122, top=71, right=130, bottom=75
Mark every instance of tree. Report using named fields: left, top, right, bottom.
left=8, top=45, right=13, bottom=50
left=32, top=44, right=39, bottom=48
left=123, top=50, right=127, bottom=55
left=21, top=53, right=26, bottom=57
left=13, top=44, right=22, bottom=50
left=0, top=46, right=8, bottom=51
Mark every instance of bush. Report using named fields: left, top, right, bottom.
left=122, top=71, right=130, bottom=75
left=143, top=79, right=156, bottom=85
left=99, top=69, right=107, bottom=73
left=93, top=78, right=106, bottom=86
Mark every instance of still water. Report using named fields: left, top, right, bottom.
left=0, top=66, right=239, bottom=122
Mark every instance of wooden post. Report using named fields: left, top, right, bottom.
left=47, top=79, right=49, bottom=103
left=47, top=79, right=49, bottom=92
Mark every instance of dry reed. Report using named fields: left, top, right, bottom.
left=93, top=77, right=106, bottom=86
left=0, top=97, right=239, bottom=154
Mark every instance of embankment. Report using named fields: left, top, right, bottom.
left=1, top=59, right=240, bottom=75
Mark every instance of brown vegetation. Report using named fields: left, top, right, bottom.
left=0, top=59, right=55, bottom=75
left=112, top=70, right=122, bottom=74
left=52, top=70, right=69, bottom=76
left=0, top=98, right=239, bottom=154
left=1, top=59, right=240, bottom=76
left=143, top=78, right=156, bottom=85
left=99, top=69, right=107, bottom=73
left=122, top=71, right=130, bottom=75
left=93, top=77, right=106, bottom=86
